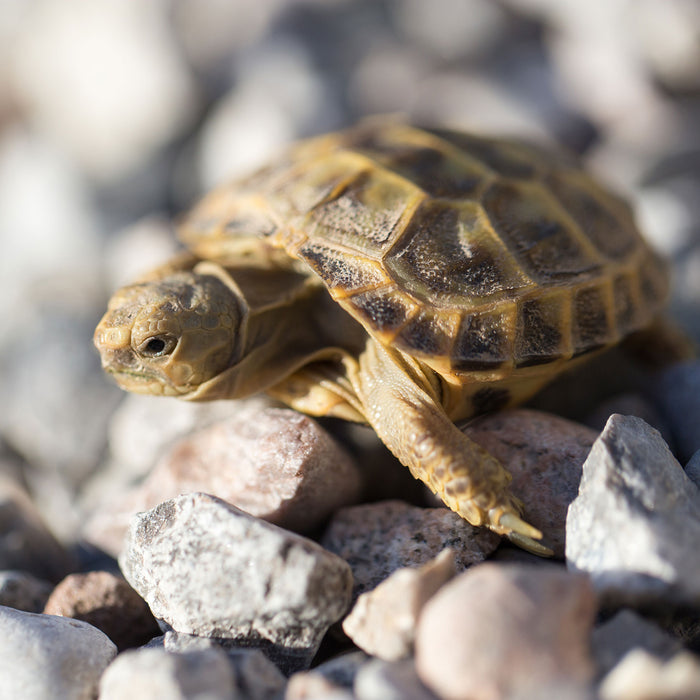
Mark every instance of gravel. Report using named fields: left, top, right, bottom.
left=1, top=2, right=699, bottom=697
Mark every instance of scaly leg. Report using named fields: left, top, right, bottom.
left=349, top=340, right=551, bottom=555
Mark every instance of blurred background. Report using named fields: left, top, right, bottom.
left=0, top=0, right=699, bottom=542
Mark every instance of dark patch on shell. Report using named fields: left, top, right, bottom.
left=572, top=285, right=611, bottom=355
left=471, top=387, right=511, bottom=414
left=514, top=297, right=564, bottom=367
left=452, top=312, right=509, bottom=370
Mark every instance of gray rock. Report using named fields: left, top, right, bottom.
left=566, top=414, right=700, bottom=608
left=0, top=570, right=54, bottom=613
left=0, top=475, right=74, bottom=582
left=599, top=649, right=700, bottom=700
left=592, top=609, right=683, bottom=679
left=343, top=549, right=456, bottom=661
left=415, top=563, right=597, bottom=700
left=120, top=493, right=353, bottom=673
left=0, top=605, right=116, bottom=699
left=685, top=450, right=700, bottom=489
left=652, top=360, right=700, bottom=462
left=464, top=409, right=598, bottom=557
left=99, top=646, right=236, bottom=700
left=354, top=658, right=439, bottom=700
left=286, top=651, right=367, bottom=700
left=321, top=501, right=499, bottom=599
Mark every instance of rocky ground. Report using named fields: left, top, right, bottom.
left=1, top=1, right=700, bottom=699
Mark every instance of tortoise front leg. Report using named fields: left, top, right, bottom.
left=350, top=341, right=551, bottom=555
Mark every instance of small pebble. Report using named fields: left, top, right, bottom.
left=0, top=604, right=116, bottom=699
left=43, top=570, right=160, bottom=651
left=99, top=646, right=236, bottom=700
left=599, top=649, right=700, bottom=700
left=0, top=570, right=53, bottom=613
left=343, top=549, right=456, bottom=661
left=415, top=563, right=597, bottom=700
left=566, top=414, right=700, bottom=608
left=592, top=609, right=683, bottom=679
left=321, top=501, right=499, bottom=599
left=120, top=492, right=353, bottom=674
left=354, top=657, right=440, bottom=700
left=286, top=651, right=367, bottom=700
left=464, top=409, right=598, bottom=557
left=0, top=475, right=74, bottom=582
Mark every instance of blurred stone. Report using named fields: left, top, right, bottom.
left=599, top=649, right=700, bottom=700
left=0, top=475, right=74, bottom=582
left=686, top=450, right=700, bottom=489
left=464, top=409, right=597, bottom=557
left=0, top=604, right=116, bottom=699
left=99, top=646, right=235, bottom=700
left=43, top=570, right=159, bottom=651
left=86, top=405, right=360, bottom=555
left=354, top=658, right=440, bottom=700
left=652, top=360, right=700, bottom=462
left=286, top=651, right=367, bottom=700
left=0, top=570, right=53, bottom=613
left=343, top=549, right=456, bottom=661
left=121, top=493, right=353, bottom=674
left=321, top=501, right=499, bottom=599
left=567, top=414, right=700, bottom=608
left=12, top=0, right=195, bottom=181
left=592, top=609, right=683, bottom=679
left=415, top=563, right=597, bottom=700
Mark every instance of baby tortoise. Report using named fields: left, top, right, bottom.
left=95, top=120, right=670, bottom=554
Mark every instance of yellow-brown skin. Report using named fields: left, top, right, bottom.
left=94, top=121, right=671, bottom=554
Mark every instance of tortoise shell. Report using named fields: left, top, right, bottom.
left=179, top=120, right=669, bottom=375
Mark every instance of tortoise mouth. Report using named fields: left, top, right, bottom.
left=106, top=367, right=185, bottom=397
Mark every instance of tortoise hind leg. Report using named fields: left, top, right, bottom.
left=350, top=340, right=552, bottom=556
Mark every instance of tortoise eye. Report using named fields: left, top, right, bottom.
left=137, top=335, right=177, bottom=357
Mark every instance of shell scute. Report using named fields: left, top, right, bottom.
left=451, top=307, right=513, bottom=371
left=513, top=293, right=568, bottom=367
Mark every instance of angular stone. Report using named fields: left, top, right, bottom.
left=464, top=409, right=598, bottom=557
left=120, top=493, right=353, bottom=673
left=592, top=609, right=683, bottom=679
left=99, top=647, right=235, bottom=700
left=0, top=570, right=53, bottom=613
left=415, top=563, right=597, bottom=700
left=652, top=360, right=700, bottom=462
left=43, top=570, right=160, bottom=650
left=0, top=605, right=116, bottom=699
left=0, top=475, right=74, bottom=582
left=343, top=549, right=456, bottom=661
left=599, top=649, right=700, bottom=700
left=685, top=450, right=700, bottom=489
left=566, top=414, right=700, bottom=608
left=321, top=501, right=498, bottom=599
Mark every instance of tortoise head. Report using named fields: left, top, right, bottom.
left=94, top=271, right=244, bottom=397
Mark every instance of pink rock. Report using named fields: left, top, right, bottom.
left=86, top=408, right=362, bottom=555
left=415, top=562, right=597, bottom=700
left=463, top=409, right=598, bottom=557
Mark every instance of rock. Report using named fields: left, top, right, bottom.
left=463, top=409, right=598, bottom=557
left=99, top=647, right=236, bottom=700
left=321, top=501, right=499, bottom=599
left=0, top=475, right=74, bottom=582
left=286, top=651, right=367, bottom=700
left=592, top=609, right=683, bottom=679
left=0, top=604, right=116, bottom=699
left=415, top=563, right=597, bottom=700
left=599, top=649, right=700, bottom=700
left=12, top=0, right=195, bottom=181
left=652, top=360, right=700, bottom=462
left=120, top=493, right=353, bottom=673
left=686, top=450, right=700, bottom=489
left=343, top=549, right=456, bottom=661
left=354, top=658, right=440, bottom=700
left=566, top=414, right=700, bottom=608
left=0, top=570, right=53, bottom=613
left=43, top=570, right=160, bottom=650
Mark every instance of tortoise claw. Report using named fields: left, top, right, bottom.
left=496, top=512, right=554, bottom=557
left=506, top=531, right=554, bottom=557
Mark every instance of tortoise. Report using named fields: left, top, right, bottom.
left=94, top=119, right=670, bottom=554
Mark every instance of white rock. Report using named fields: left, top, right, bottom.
left=120, top=493, right=353, bottom=673
left=99, top=647, right=236, bottom=700
left=566, top=414, right=700, bottom=607
left=0, top=605, right=116, bottom=699
left=12, top=0, right=195, bottom=181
